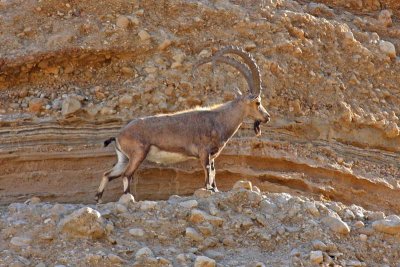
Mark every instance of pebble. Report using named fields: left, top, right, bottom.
left=61, top=96, right=81, bottom=116
left=312, top=240, right=328, bottom=251
left=310, top=250, right=323, bottom=264
left=379, top=40, right=396, bottom=59
left=322, top=215, right=350, bottom=234
left=116, top=15, right=130, bottom=29
left=28, top=98, right=46, bottom=113
left=118, top=193, right=135, bottom=206
left=194, top=255, right=216, bottom=267
left=10, top=236, right=32, bottom=247
left=129, top=228, right=145, bottom=237
left=185, top=227, right=203, bottom=242
left=359, top=234, right=368, bottom=242
left=138, top=30, right=151, bottom=41
left=140, top=201, right=158, bottom=211
left=135, top=247, right=154, bottom=260
left=158, top=39, right=172, bottom=50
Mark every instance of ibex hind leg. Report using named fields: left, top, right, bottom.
left=95, top=148, right=129, bottom=203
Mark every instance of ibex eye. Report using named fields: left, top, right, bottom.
left=256, top=102, right=261, bottom=106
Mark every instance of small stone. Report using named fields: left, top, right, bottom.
left=194, top=188, right=214, bottom=198
left=232, top=180, right=252, bottom=190
left=108, top=254, right=124, bottom=264
left=310, top=250, right=323, bottom=264
left=372, top=215, right=400, bottom=234
left=179, top=199, right=198, bottom=209
left=347, top=260, right=364, bottom=266
left=189, top=209, right=208, bottom=224
left=385, top=122, right=399, bottom=138
left=312, top=240, right=328, bottom=251
left=25, top=196, right=41, bottom=204
left=116, top=15, right=130, bottom=29
left=10, top=236, right=32, bottom=247
left=129, top=228, right=145, bottom=237
left=28, top=98, right=46, bottom=113
left=158, top=39, right=172, bottom=50
left=138, top=30, right=151, bottom=41
left=378, top=10, right=392, bottom=27
left=354, top=221, right=365, bottom=228
left=322, top=215, right=351, bottom=234
left=118, top=193, right=135, bottom=206
left=114, top=203, right=128, bottom=213
left=140, top=201, right=157, bottom=211
left=185, top=227, right=203, bottom=242
left=359, top=234, right=367, bottom=242
left=379, top=40, right=396, bottom=59
left=61, top=97, right=81, bottom=116
left=121, top=67, right=135, bottom=76
left=194, top=256, right=216, bottom=267
left=135, top=247, right=154, bottom=260
left=35, top=263, right=46, bottom=267
left=100, top=106, right=115, bottom=115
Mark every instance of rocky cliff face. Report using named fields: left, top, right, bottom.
left=0, top=0, right=399, bottom=265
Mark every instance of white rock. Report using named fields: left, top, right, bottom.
left=10, top=236, right=32, bottom=247
left=372, top=215, right=400, bottom=234
left=185, top=227, right=203, bottom=242
left=359, top=234, right=368, bottom=242
left=118, top=193, right=135, bottom=206
left=129, top=228, right=145, bottom=237
left=61, top=96, right=81, bottom=116
left=140, top=201, right=158, bottom=211
left=194, top=255, right=216, bottom=267
left=379, top=40, right=396, bottom=59
left=310, top=250, right=323, bottom=264
left=322, top=215, right=350, bottom=234
left=58, top=207, right=105, bottom=238
left=259, top=199, right=277, bottom=214
left=179, top=199, right=198, bottom=209
left=135, top=247, right=154, bottom=260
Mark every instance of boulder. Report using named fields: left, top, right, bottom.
left=58, top=207, right=105, bottom=238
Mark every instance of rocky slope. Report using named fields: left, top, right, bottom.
left=1, top=182, right=400, bottom=267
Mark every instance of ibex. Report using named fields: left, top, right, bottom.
left=95, top=46, right=270, bottom=203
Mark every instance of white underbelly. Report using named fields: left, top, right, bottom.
left=146, top=146, right=196, bottom=164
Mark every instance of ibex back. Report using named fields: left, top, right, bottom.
left=95, top=46, right=270, bottom=203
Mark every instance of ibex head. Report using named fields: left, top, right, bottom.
left=193, top=46, right=270, bottom=136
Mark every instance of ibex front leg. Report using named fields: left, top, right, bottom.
left=201, top=153, right=218, bottom=192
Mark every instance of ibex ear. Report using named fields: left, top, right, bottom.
left=246, top=94, right=259, bottom=101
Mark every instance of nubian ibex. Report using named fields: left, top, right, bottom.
left=95, top=46, right=270, bottom=203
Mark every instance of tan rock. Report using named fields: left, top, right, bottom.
left=185, top=227, right=203, bottom=242
left=310, top=250, right=323, bottom=264
left=138, top=30, right=151, bottom=41
left=28, top=98, right=46, bottom=113
left=193, top=188, right=214, bottom=198
left=385, top=122, right=399, bottom=138
left=158, top=39, right=172, bottom=50
left=61, top=97, right=81, bottom=116
left=58, top=207, right=105, bottom=238
left=372, top=215, right=400, bottom=234
left=322, top=215, right=350, bottom=234
left=116, top=15, right=130, bottom=29
left=194, top=256, right=216, bottom=267
left=379, top=40, right=396, bottom=59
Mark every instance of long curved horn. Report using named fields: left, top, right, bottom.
left=192, top=55, right=254, bottom=92
left=215, top=46, right=262, bottom=96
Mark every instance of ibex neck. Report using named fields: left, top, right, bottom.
left=215, top=99, right=246, bottom=141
